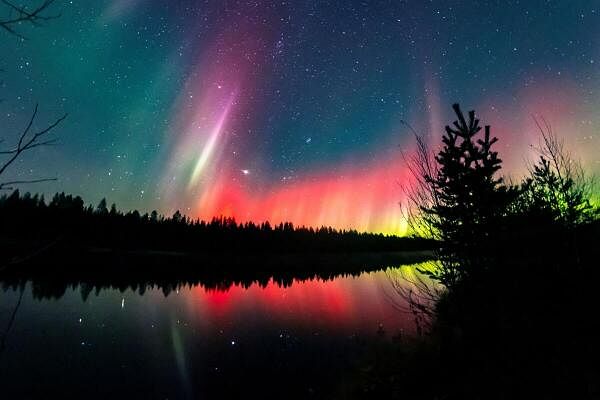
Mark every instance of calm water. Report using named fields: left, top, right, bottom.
left=0, top=265, right=425, bottom=399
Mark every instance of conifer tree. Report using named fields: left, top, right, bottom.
left=420, top=104, right=515, bottom=284
left=96, top=198, right=108, bottom=215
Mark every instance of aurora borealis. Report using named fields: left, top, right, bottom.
left=1, top=0, right=599, bottom=234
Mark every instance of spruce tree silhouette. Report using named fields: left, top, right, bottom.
left=420, top=103, right=516, bottom=285
left=96, top=198, right=108, bottom=215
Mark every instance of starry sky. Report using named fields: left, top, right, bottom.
left=1, top=0, right=599, bottom=234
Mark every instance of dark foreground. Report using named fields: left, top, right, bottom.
left=1, top=236, right=600, bottom=399
left=2, top=215, right=600, bottom=398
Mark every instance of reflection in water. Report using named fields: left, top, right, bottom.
left=185, top=275, right=398, bottom=332
left=0, top=289, right=23, bottom=360
left=0, top=264, right=431, bottom=399
left=385, top=262, right=443, bottom=335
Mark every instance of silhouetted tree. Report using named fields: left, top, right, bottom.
left=397, top=103, right=600, bottom=399
left=406, top=104, right=517, bottom=286
left=519, top=119, right=598, bottom=227
left=96, top=198, right=108, bottom=215
left=172, top=210, right=183, bottom=224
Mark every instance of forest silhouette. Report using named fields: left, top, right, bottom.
left=0, top=190, right=433, bottom=255
left=0, top=190, right=434, bottom=298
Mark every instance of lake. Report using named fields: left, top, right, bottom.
left=0, top=263, right=431, bottom=399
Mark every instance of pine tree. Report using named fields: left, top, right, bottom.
left=421, top=104, right=515, bottom=284
left=96, top=198, right=108, bottom=215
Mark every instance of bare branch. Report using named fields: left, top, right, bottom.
left=0, top=103, right=66, bottom=188
left=0, top=138, right=58, bottom=154
left=0, top=177, right=56, bottom=190
left=399, top=120, right=440, bottom=239
left=0, top=0, right=59, bottom=39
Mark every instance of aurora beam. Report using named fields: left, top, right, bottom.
left=188, top=93, right=236, bottom=189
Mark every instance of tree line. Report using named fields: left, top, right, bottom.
left=0, top=190, right=435, bottom=257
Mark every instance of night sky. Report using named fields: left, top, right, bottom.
left=1, top=0, right=599, bottom=234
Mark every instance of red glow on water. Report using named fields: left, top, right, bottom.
left=183, top=271, right=416, bottom=335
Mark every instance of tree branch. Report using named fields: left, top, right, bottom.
left=0, top=177, right=57, bottom=190
left=0, top=0, right=59, bottom=39
left=0, top=103, right=66, bottom=188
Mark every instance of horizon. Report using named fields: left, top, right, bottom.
left=1, top=0, right=599, bottom=235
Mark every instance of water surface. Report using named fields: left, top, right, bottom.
left=0, top=265, right=423, bottom=399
